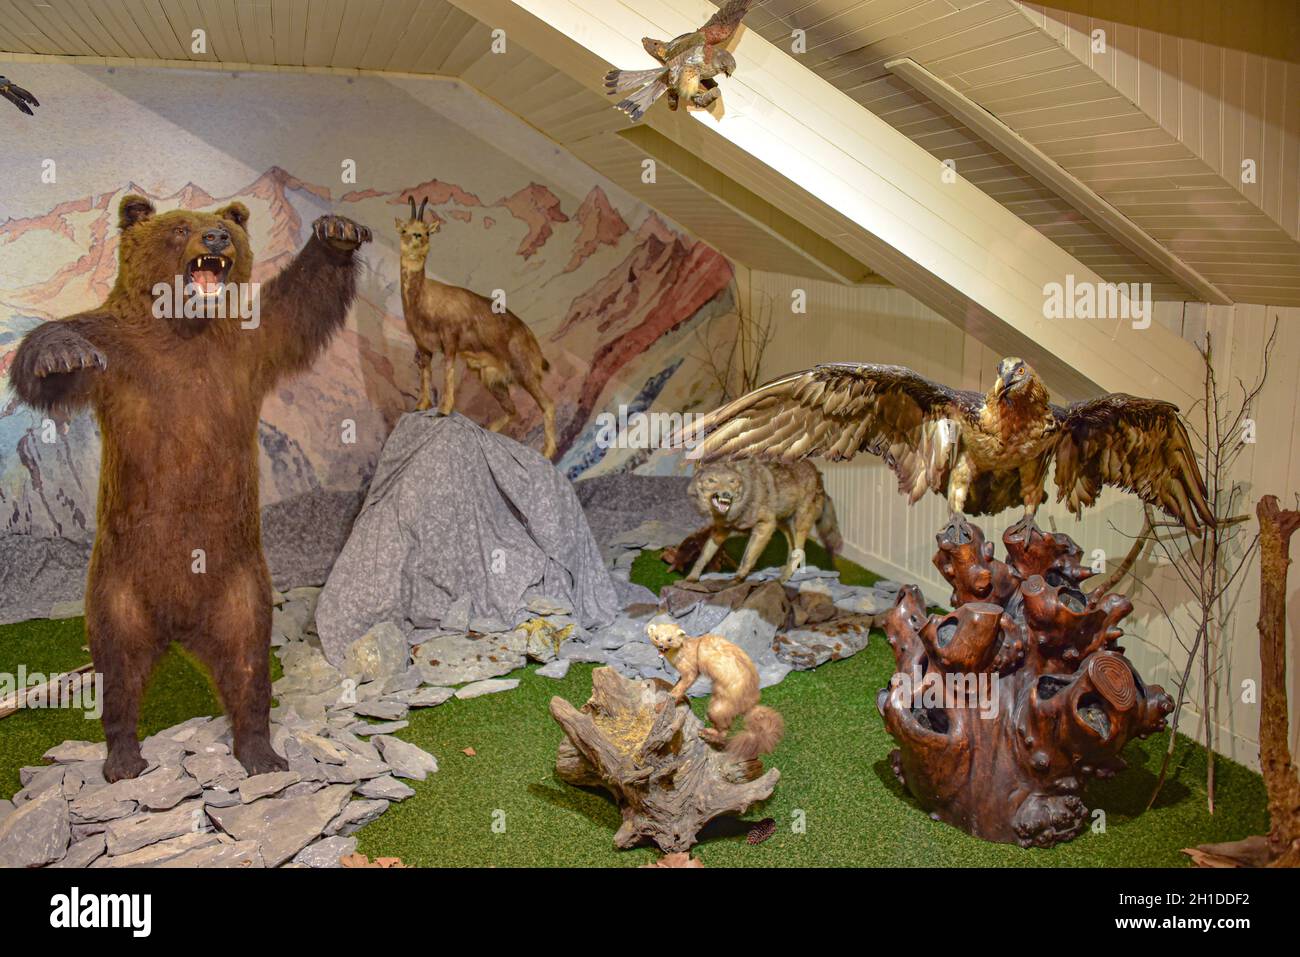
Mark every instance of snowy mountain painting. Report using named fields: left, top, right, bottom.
left=0, top=65, right=736, bottom=544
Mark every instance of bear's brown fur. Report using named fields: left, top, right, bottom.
left=10, top=194, right=371, bottom=781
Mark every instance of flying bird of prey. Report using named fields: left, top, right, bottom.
left=682, top=357, right=1214, bottom=533
left=0, top=75, right=39, bottom=115
left=604, top=0, right=753, bottom=121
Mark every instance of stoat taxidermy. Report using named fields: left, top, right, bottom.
left=647, top=622, right=784, bottom=760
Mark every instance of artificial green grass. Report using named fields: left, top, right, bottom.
left=0, top=616, right=93, bottom=677
left=0, top=539, right=1270, bottom=867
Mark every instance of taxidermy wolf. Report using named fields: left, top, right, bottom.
left=395, top=196, right=558, bottom=458
left=686, top=458, right=841, bottom=583
left=647, top=621, right=784, bottom=760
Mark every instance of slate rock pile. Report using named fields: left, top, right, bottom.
left=0, top=709, right=436, bottom=869
left=562, top=558, right=903, bottom=693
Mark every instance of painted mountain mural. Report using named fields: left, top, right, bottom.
left=0, top=168, right=735, bottom=542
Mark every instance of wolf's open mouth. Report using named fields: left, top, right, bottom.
left=711, top=493, right=732, bottom=513
left=185, top=254, right=232, bottom=296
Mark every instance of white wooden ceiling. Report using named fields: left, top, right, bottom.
left=742, top=0, right=1300, bottom=304
left=2, top=0, right=1297, bottom=305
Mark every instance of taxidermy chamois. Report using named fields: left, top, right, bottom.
left=396, top=196, right=558, bottom=458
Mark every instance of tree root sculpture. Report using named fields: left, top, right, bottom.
left=551, top=667, right=778, bottom=853
left=879, top=514, right=1173, bottom=848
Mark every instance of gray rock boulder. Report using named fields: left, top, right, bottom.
left=0, top=789, right=70, bottom=867
left=182, top=753, right=247, bottom=791
left=326, top=799, right=389, bottom=836
left=239, top=771, right=302, bottom=803
left=43, top=740, right=107, bottom=764
left=158, top=840, right=266, bottom=868
left=50, top=833, right=106, bottom=868
left=372, top=736, right=438, bottom=781
left=342, top=620, right=409, bottom=683
left=455, top=678, right=520, bottom=699
left=412, top=633, right=524, bottom=685
left=93, top=831, right=225, bottom=868
left=207, top=784, right=353, bottom=868
left=535, top=659, right=571, bottom=679
left=356, top=775, right=415, bottom=802
left=292, top=835, right=357, bottom=868
left=103, top=798, right=207, bottom=857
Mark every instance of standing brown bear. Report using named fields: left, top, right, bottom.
left=9, top=193, right=371, bottom=781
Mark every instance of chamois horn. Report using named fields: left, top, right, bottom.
left=417, top=196, right=429, bottom=221
left=407, top=195, right=418, bottom=221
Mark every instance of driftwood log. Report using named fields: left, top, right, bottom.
left=879, top=514, right=1173, bottom=848
left=1186, top=495, right=1300, bottom=868
left=551, top=666, right=778, bottom=853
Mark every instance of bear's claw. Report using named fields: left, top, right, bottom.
left=313, top=214, right=371, bottom=250
left=33, top=335, right=106, bottom=379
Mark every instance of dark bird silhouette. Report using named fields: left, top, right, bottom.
left=604, top=0, right=753, bottom=121
left=0, top=75, right=39, bottom=115
left=681, top=357, right=1214, bottom=533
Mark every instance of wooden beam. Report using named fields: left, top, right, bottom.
left=443, top=0, right=1205, bottom=406
left=617, top=125, right=880, bottom=285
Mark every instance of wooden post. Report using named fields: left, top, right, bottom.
left=1256, top=495, right=1300, bottom=866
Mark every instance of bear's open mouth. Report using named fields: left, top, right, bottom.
left=711, top=492, right=733, bottom=514
left=184, top=254, right=232, bottom=296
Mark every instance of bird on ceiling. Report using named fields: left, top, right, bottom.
left=603, top=0, right=754, bottom=121
left=1, top=75, right=40, bottom=115
left=680, top=357, right=1215, bottom=534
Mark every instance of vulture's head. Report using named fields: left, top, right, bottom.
left=992, top=357, right=1045, bottom=405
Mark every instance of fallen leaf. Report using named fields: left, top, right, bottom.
left=462, top=747, right=477, bottom=757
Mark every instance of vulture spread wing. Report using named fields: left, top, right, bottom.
left=1051, top=395, right=1213, bottom=532
left=681, top=363, right=985, bottom=508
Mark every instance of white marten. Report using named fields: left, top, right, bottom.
left=647, top=622, right=784, bottom=759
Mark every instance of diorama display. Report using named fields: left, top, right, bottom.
left=0, top=0, right=1293, bottom=884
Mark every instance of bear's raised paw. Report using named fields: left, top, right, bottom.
left=313, top=215, right=371, bottom=251
left=32, top=329, right=106, bottom=379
